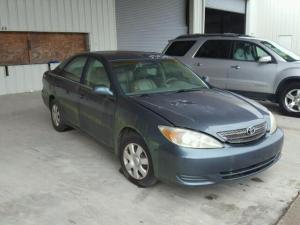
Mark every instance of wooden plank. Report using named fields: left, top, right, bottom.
left=29, top=32, right=88, bottom=64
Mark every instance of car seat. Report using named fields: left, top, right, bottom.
left=86, top=67, right=109, bottom=87
left=132, top=67, right=157, bottom=92
left=117, top=70, right=133, bottom=92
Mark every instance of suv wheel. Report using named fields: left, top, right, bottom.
left=119, top=132, right=158, bottom=187
left=279, top=82, right=300, bottom=117
left=50, top=99, right=69, bottom=131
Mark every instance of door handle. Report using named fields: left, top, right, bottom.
left=231, top=65, right=240, bottom=70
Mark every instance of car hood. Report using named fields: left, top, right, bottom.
left=132, top=89, right=268, bottom=137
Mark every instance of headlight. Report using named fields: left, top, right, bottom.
left=158, top=125, right=223, bottom=149
left=268, top=111, right=277, bottom=134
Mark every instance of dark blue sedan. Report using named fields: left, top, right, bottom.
left=42, top=51, right=284, bottom=187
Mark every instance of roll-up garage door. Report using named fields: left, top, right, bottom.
left=206, top=0, right=246, bottom=14
left=116, top=0, right=188, bottom=52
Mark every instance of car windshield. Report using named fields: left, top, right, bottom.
left=261, top=41, right=300, bottom=62
left=111, top=58, right=208, bottom=95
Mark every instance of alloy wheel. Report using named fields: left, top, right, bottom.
left=123, top=143, right=149, bottom=180
left=285, top=89, right=300, bottom=112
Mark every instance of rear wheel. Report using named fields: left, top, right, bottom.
left=279, top=82, right=300, bottom=117
left=119, top=132, right=158, bottom=187
left=50, top=99, right=69, bottom=132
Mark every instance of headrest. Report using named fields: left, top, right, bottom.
left=118, top=71, right=129, bottom=82
left=134, top=67, right=149, bottom=79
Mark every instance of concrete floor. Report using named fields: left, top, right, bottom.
left=0, top=92, right=299, bottom=225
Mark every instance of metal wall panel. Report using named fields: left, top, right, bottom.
left=116, top=0, right=188, bottom=52
left=246, top=0, right=300, bottom=56
left=206, top=0, right=246, bottom=14
left=0, top=0, right=117, bottom=95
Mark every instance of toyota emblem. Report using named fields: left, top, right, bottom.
left=246, top=126, right=256, bottom=135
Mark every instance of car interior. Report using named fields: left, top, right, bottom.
left=113, top=60, right=206, bottom=94
left=85, top=65, right=110, bottom=88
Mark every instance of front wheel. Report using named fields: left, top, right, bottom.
left=119, top=132, right=158, bottom=187
left=279, top=82, right=300, bottom=117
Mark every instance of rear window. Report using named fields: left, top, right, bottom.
left=165, top=41, right=196, bottom=56
left=195, top=40, right=232, bottom=59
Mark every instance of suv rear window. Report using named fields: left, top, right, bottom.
left=195, top=40, right=232, bottom=59
left=165, top=41, right=196, bottom=56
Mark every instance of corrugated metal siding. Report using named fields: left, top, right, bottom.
left=206, top=0, right=246, bottom=14
left=247, top=0, right=300, bottom=55
left=0, top=0, right=117, bottom=95
left=116, top=0, right=188, bottom=52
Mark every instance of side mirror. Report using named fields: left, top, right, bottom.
left=201, top=75, right=210, bottom=83
left=258, top=56, right=272, bottom=63
left=93, top=85, right=113, bottom=96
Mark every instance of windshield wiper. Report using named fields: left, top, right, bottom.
left=175, top=88, right=202, bottom=93
left=138, top=93, right=150, bottom=97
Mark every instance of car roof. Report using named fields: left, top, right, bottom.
left=89, top=51, right=164, bottom=61
left=174, top=33, right=257, bottom=41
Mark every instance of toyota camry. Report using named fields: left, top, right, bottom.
left=42, top=51, right=284, bottom=187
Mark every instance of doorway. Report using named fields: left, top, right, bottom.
left=205, top=8, right=245, bottom=34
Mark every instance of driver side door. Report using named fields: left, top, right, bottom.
left=79, top=57, right=116, bottom=147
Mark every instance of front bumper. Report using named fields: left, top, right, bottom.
left=155, top=128, right=284, bottom=186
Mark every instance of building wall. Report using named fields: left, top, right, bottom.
left=0, top=0, right=117, bottom=95
left=246, top=0, right=300, bottom=55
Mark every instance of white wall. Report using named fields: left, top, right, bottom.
left=206, top=0, right=246, bottom=14
left=0, top=0, right=117, bottom=95
left=246, top=0, right=300, bottom=55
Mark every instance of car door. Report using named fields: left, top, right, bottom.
left=79, top=57, right=116, bottom=147
left=226, top=40, right=278, bottom=94
left=191, top=39, right=233, bottom=89
left=56, top=56, right=88, bottom=127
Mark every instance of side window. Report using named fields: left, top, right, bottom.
left=84, top=58, right=110, bottom=88
left=63, top=56, right=87, bottom=82
left=165, top=41, right=196, bottom=56
left=232, top=41, right=271, bottom=62
left=195, top=40, right=232, bottom=59
left=232, top=41, right=256, bottom=61
left=256, top=46, right=270, bottom=58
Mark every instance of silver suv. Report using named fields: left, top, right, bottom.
left=163, top=33, right=300, bottom=117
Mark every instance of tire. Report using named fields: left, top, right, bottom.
left=50, top=99, right=69, bottom=132
left=119, top=132, right=158, bottom=187
left=279, top=82, right=300, bottom=117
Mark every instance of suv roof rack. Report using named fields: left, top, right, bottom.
left=175, top=33, right=252, bottom=39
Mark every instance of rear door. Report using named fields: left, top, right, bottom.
left=226, top=40, right=277, bottom=94
left=191, top=40, right=233, bottom=89
left=164, top=40, right=197, bottom=60
left=79, top=57, right=116, bottom=147
left=56, top=56, right=88, bottom=127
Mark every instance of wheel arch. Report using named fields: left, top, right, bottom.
left=49, top=95, right=55, bottom=108
left=116, top=126, right=144, bottom=156
left=275, top=77, right=300, bottom=101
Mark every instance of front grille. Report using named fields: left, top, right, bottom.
left=217, top=122, right=267, bottom=144
left=220, top=154, right=278, bottom=180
